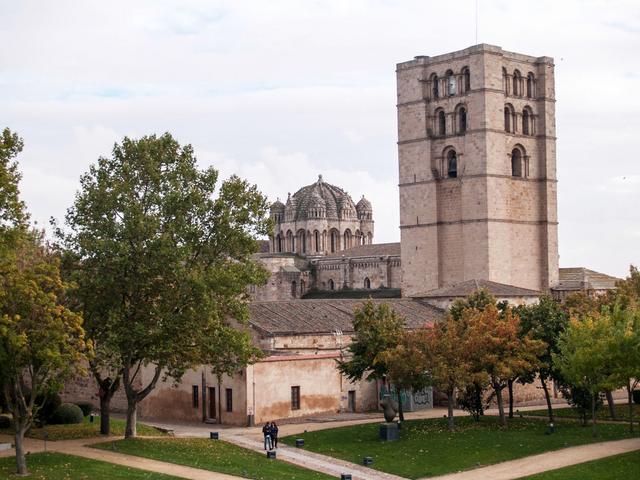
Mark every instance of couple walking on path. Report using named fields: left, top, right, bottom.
left=262, top=421, right=279, bottom=451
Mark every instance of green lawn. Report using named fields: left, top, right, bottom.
left=526, top=402, right=640, bottom=422
left=281, top=416, right=640, bottom=479
left=93, top=438, right=334, bottom=480
left=0, top=452, right=180, bottom=479
left=517, top=450, right=640, bottom=479
left=0, top=416, right=165, bottom=441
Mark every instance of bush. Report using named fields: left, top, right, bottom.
left=0, top=414, right=12, bottom=429
left=457, top=382, right=489, bottom=421
left=34, top=391, right=62, bottom=425
left=633, top=390, right=640, bottom=405
left=50, top=403, right=84, bottom=425
left=75, top=402, right=94, bottom=417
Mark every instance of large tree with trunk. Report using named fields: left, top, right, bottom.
left=62, top=133, right=270, bottom=438
left=465, top=304, right=545, bottom=426
left=1, top=128, right=89, bottom=475
left=515, top=296, right=568, bottom=424
left=338, top=301, right=406, bottom=420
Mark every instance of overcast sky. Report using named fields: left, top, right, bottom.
left=2, top=0, right=639, bottom=277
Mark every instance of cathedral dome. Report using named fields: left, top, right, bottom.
left=270, top=198, right=285, bottom=213
left=289, top=175, right=357, bottom=221
left=356, top=195, right=372, bottom=212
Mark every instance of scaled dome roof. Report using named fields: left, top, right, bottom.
left=356, top=195, right=372, bottom=212
left=286, top=175, right=357, bottom=221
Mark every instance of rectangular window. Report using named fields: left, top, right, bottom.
left=226, top=388, right=233, bottom=412
left=291, top=386, right=300, bottom=410
left=192, top=385, right=199, bottom=409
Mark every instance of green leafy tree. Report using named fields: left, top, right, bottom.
left=0, top=128, right=27, bottom=252
left=62, top=133, right=270, bottom=438
left=466, top=304, right=545, bottom=426
left=516, top=296, right=568, bottom=424
left=201, top=325, right=263, bottom=423
left=418, top=315, right=474, bottom=429
left=554, top=315, right=618, bottom=437
left=0, top=231, right=89, bottom=475
left=338, top=300, right=406, bottom=420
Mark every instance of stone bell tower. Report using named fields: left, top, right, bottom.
left=396, top=44, right=559, bottom=297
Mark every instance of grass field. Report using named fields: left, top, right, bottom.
left=0, top=416, right=165, bottom=441
left=0, top=452, right=180, bottom=479
left=517, top=450, right=640, bottom=479
left=526, top=402, right=640, bottom=422
left=281, top=416, right=640, bottom=479
left=93, top=438, right=335, bottom=480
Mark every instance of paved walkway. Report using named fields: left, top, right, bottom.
left=0, top=434, right=242, bottom=480
left=423, top=437, right=640, bottom=480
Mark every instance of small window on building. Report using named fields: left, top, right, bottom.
left=364, top=277, right=371, bottom=289
left=446, top=70, right=456, bottom=95
left=432, top=74, right=439, bottom=99
left=504, top=106, right=512, bottom=133
left=523, top=109, right=530, bottom=135
left=459, top=107, right=467, bottom=133
left=447, top=150, right=458, bottom=178
left=511, top=148, right=523, bottom=177
left=329, top=279, right=335, bottom=291
left=291, top=386, right=300, bottom=410
left=462, top=67, right=471, bottom=92
left=300, top=279, right=306, bottom=296
left=513, top=70, right=521, bottom=96
left=438, top=110, right=446, bottom=136
left=226, top=388, right=233, bottom=412
left=291, top=281, right=297, bottom=298
left=527, top=73, right=535, bottom=98
left=192, top=385, right=199, bottom=409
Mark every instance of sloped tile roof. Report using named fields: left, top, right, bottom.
left=248, top=298, right=442, bottom=336
left=322, top=242, right=401, bottom=259
left=412, top=279, right=541, bottom=299
left=555, top=267, right=620, bottom=291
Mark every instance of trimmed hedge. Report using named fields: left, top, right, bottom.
left=75, top=402, right=94, bottom=417
left=50, top=403, right=84, bottom=425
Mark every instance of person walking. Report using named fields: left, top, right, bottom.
left=262, top=422, right=273, bottom=450
left=271, top=421, right=279, bottom=449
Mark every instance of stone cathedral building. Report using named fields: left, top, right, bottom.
left=64, top=45, right=619, bottom=426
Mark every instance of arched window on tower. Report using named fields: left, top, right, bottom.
left=431, top=73, right=439, bottom=99
left=504, top=106, right=512, bottom=133
left=329, top=279, right=335, bottom=291
left=462, top=67, right=471, bottom=92
left=364, top=277, right=371, bottom=289
left=458, top=106, right=467, bottom=133
left=511, top=148, right=523, bottom=177
left=447, top=150, right=458, bottom=178
left=502, top=67, right=509, bottom=95
left=438, top=110, right=446, bottom=136
left=314, top=230, right=320, bottom=252
left=446, top=70, right=456, bottom=96
left=527, top=73, right=535, bottom=98
left=513, top=70, right=521, bottom=96
left=522, top=107, right=533, bottom=136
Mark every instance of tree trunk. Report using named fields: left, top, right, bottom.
left=447, top=390, right=455, bottom=430
left=627, top=381, right=634, bottom=434
left=397, top=389, right=405, bottom=422
left=99, top=395, right=112, bottom=436
left=605, top=390, right=617, bottom=420
left=540, top=377, right=555, bottom=424
left=591, top=392, right=597, bottom=438
left=125, top=400, right=137, bottom=439
left=508, top=379, right=514, bottom=419
left=496, top=387, right=506, bottom=426
left=217, top=379, right=222, bottom=425
left=14, top=424, right=28, bottom=476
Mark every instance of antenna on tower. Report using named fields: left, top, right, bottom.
left=475, top=0, right=479, bottom=45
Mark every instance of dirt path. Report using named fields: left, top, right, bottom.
left=422, top=437, right=640, bottom=480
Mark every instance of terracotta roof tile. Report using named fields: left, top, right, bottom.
left=555, top=267, right=620, bottom=291
left=248, top=298, right=442, bottom=336
left=412, top=279, right=541, bottom=298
